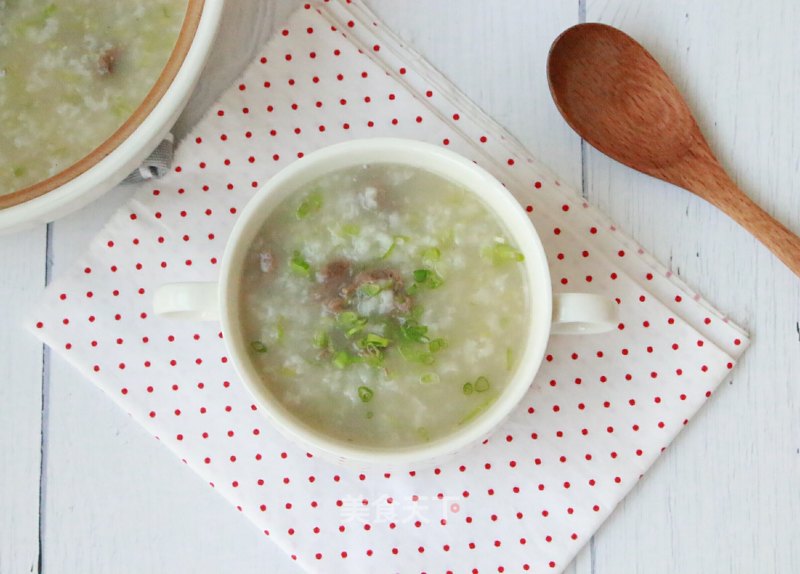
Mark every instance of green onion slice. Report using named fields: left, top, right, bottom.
left=358, top=386, right=374, bottom=402
left=313, top=331, right=329, bottom=349
left=419, top=373, right=440, bottom=385
left=250, top=340, right=267, bottom=353
left=290, top=250, right=311, bottom=276
left=359, top=283, right=382, bottom=297
left=429, top=338, right=447, bottom=353
left=413, top=269, right=430, bottom=283
left=422, top=247, right=441, bottom=262
left=296, top=190, right=323, bottom=219
left=486, top=242, right=525, bottom=264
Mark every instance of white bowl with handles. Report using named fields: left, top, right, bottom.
left=154, top=138, right=617, bottom=468
left=0, top=0, right=225, bottom=234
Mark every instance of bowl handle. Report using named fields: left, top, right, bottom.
left=153, top=282, right=219, bottom=321
left=551, top=293, right=617, bottom=335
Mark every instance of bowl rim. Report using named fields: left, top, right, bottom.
left=0, top=0, right=206, bottom=209
left=219, top=138, right=553, bottom=467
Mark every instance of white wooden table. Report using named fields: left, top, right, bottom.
left=2, top=1, right=798, bottom=572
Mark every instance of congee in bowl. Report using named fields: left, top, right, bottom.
left=239, top=163, right=530, bottom=448
left=0, top=0, right=190, bottom=197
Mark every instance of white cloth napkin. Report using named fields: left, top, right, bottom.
left=123, top=134, right=174, bottom=183
left=29, top=2, right=749, bottom=572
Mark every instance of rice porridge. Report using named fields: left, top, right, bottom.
left=240, top=164, right=530, bottom=448
left=0, top=0, right=188, bottom=194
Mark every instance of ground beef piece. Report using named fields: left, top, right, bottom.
left=343, top=268, right=412, bottom=315
left=316, top=259, right=354, bottom=311
left=98, top=47, right=121, bottom=76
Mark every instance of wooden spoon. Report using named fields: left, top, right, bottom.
left=547, top=23, right=800, bottom=277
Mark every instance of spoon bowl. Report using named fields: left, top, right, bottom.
left=547, top=23, right=800, bottom=277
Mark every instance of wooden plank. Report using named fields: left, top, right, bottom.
left=0, top=226, right=46, bottom=574
left=584, top=0, right=800, bottom=572
left=366, top=0, right=583, bottom=188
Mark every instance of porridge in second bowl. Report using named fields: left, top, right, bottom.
left=239, top=163, right=530, bottom=448
left=0, top=0, right=189, bottom=195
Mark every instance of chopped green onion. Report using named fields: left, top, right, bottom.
left=485, top=242, right=525, bottom=264
left=290, top=250, right=311, bottom=276
left=400, top=320, right=429, bottom=343
left=419, top=373, right=440, bottom=385
left=475, top=376, right=490, bottom=392
left=296, top=190, right=323, bottom=219
left=366, top=411, right=374, bottom=419
left=429, top=338, right=447, bottom=353
left=437, top=228, right=455, bottom=248
left=413, top=269, right=430, bottom=283
left=342, top=223, right=360, bottom=236
left=250, top=340, right=267, bottom=353
left=12, top=166, right=26, bottom=178
left=412, top=267, right=444, bottom=289
left=359, top=283, right=382, bottom=297
left=458, top=397, right=496, bottom=425
left=337, top=311, right=359, bottom=326
left=337, top=312, right=368, bottom=337
left=357, top=386, right=374, bottom=402
left=380, top=235, right=408, bottom=260
left=399, top=344, right=435, bottom=365
left=462, top=382, right=474, bottom=395
left=422, top=247, right=441, bottom=262
left=333, top=351, right=360, bottom=369
left=409, top=306, right=425, bottom=321
left=380, top=239, right=397, bottom=260
left=275, top=317, right=285, bottom=342
left=346, top=325, right=366, bottom=338
left=427, top=272, right=444, bottom=289
left=360, top=333, right=390, bottom=349
left=361, top=347, right=385, bottom=367
left=313, top=331, right=329, bottom=349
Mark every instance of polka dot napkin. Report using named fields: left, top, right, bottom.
left=29, top=1, right=750, bottom=572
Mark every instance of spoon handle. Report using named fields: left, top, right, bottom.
left=712, top=179, right=800, bottom=277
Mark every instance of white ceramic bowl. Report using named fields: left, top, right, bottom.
left=154, top=138, right=616, bottom=468
left=0, top=0, right=225, bottom=234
